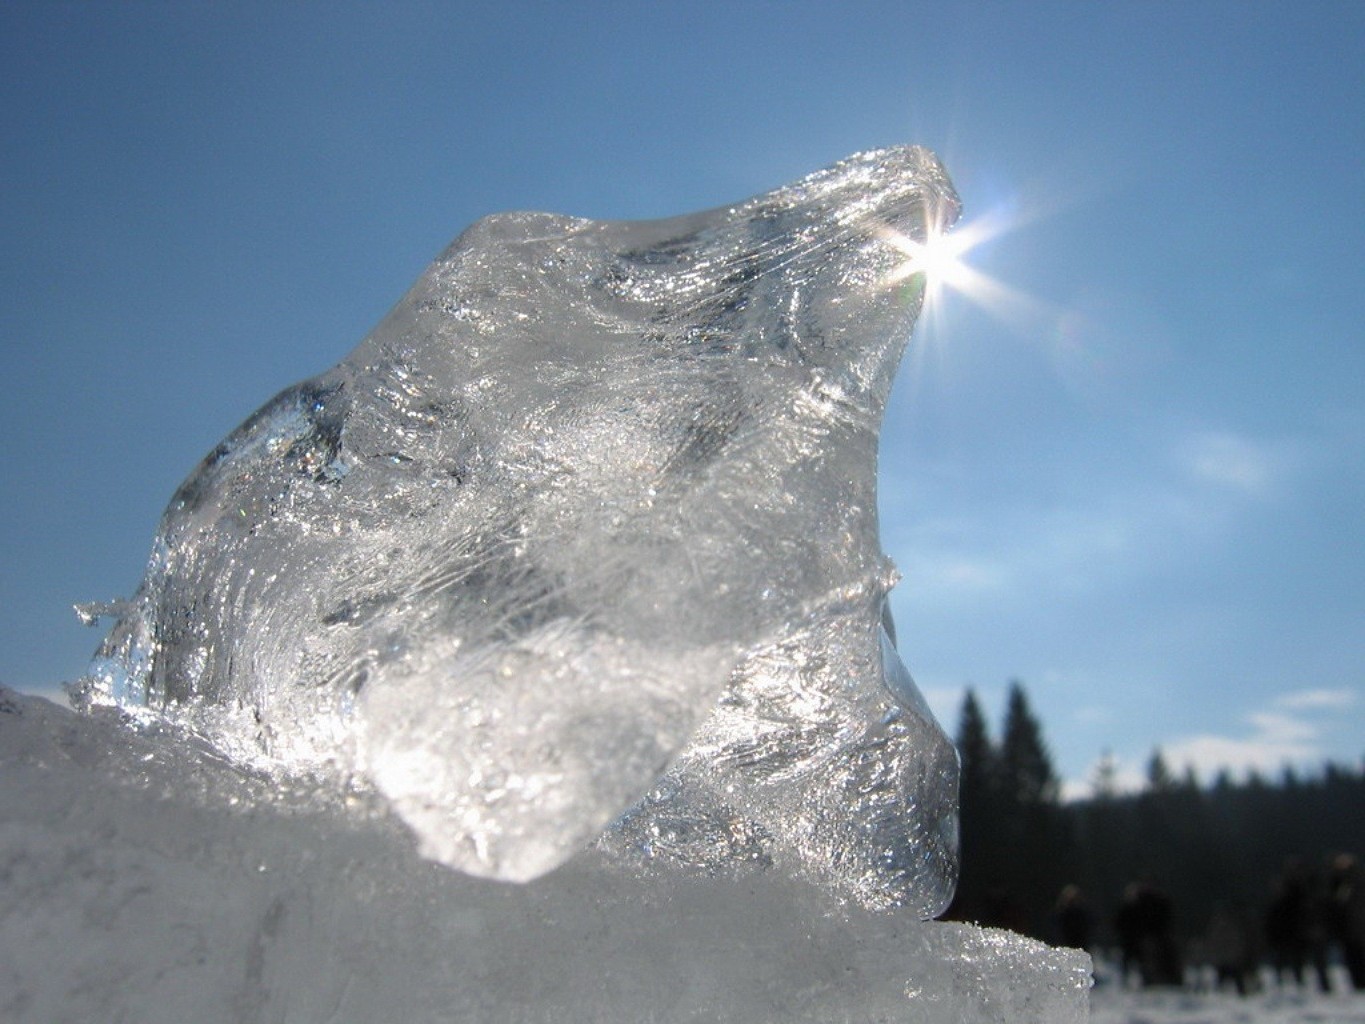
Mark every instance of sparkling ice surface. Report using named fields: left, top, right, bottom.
left=74, top=146, right=961, bottom=913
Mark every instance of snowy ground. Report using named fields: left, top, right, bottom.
left=0, top=689, right=1090, bottom=1023
left=1090, top=965, right=1365, bottom=1024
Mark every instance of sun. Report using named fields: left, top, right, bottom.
left=876, top=201, right=1010, bottom=304
left=879, top=219, right=975, bottom=295
left=875, top=202, right=1052, bottom=338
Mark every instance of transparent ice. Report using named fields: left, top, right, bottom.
left=73, top=146, right=959, bottom=913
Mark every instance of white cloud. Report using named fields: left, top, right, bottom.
left=889, top=424, right=1308, bottom=616
left=1247, top=710, right=1318, bottom=744
left=1142, top=696, right=1335, bottom=782
left=1177, top=429, right=1288, bottom=496
left=1161, top=730, right=1316, bottom=780
left=893, top=502, right=1146, bottom=609
left=1070, top=705, right=1116, bottom=727
left=1273, top=687, right=1356, bottom=711
left=908, top=555, right=1011, bottom=596
left=1063, top=687, right=1355, bottom=800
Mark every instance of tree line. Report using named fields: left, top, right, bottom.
left=944, top=682, right=1365, bottom=950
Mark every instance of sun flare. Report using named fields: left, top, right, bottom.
left=879, top=220, right=974, bottom=294
left=876, top=201, right=1011, bottom=302
left=875, top=203, right=1054, bottom=340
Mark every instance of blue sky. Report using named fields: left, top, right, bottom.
left=3, top=2, right=1362, bottom=796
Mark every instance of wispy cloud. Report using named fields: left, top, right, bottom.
left=891, top=497, right=1154, bottom=606
left=906, top=554, right=1011, bottom=596
left=1178, top=430, right=1283, bottom=494
left=1273, top=688, right=1356, bottom=711
left=1065, top=687, right=1358, bottom=800
left=1160, top=725, right=1316, bottom=781
left=884, top=420, right=1352, bottom=800
left=887, top=424, right=1306, bottom=608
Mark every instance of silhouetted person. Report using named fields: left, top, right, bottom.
left=1265, top=858, right=1332, bottom=992
left=1328, top=853, right=1365, bottom=990
left=1205, top=902, right=1255, bottom=996
left=1054, top=884, right=1093, bottom=952
left=1114, top=884, right=1145, bottom=987
left=1117, top=880, right=1182, bottom=987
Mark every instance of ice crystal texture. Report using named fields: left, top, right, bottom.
left=74, top=146, right=960, bottom=911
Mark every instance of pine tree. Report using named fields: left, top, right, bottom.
left=1000, top=682, right=1058, bottom=806
left=951, top=688, right=1000, bottom=922
left=1146, top=748, right=1174, bottom=793
left=1091, top=749, right=1119, bottom=801
left=956, top=689, right=996, bottom=806
left=994, top=682, right=1070, bottom=936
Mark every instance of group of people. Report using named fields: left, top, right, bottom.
left=1196, top=853, right=1365, bottom=995
left=1052, top=853, right=1365, bottom=994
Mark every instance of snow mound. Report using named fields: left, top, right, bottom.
left=0, top=688, right=1090, bottom=1023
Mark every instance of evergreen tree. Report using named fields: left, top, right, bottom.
left=1146, top=747, right=1175, bottom=793
left=1181, top=764, right=1200, bottom=792
left=952, top=688, right=1001, bottom=921
left=1000, top=682, right=1058, bottom=806
left=1091, top=749, right=1119, bottom=801
left=944, top=685, right=1365, bottom=946
left=956, top=689, right=996, bottom=807
left=995, top=682, right=1071, bottom=937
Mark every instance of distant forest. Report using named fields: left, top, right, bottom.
left=944, top=683, right=1365, bottom=949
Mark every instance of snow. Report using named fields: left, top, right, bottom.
left=0, top=687, right=1091, bottom=1023
left=1090, top=969, right=1365, bottom=1024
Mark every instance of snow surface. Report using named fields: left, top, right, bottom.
left=0, top=688, right=1089, bottom=1023
left=1090, top=970, right=1365, bottom=1024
